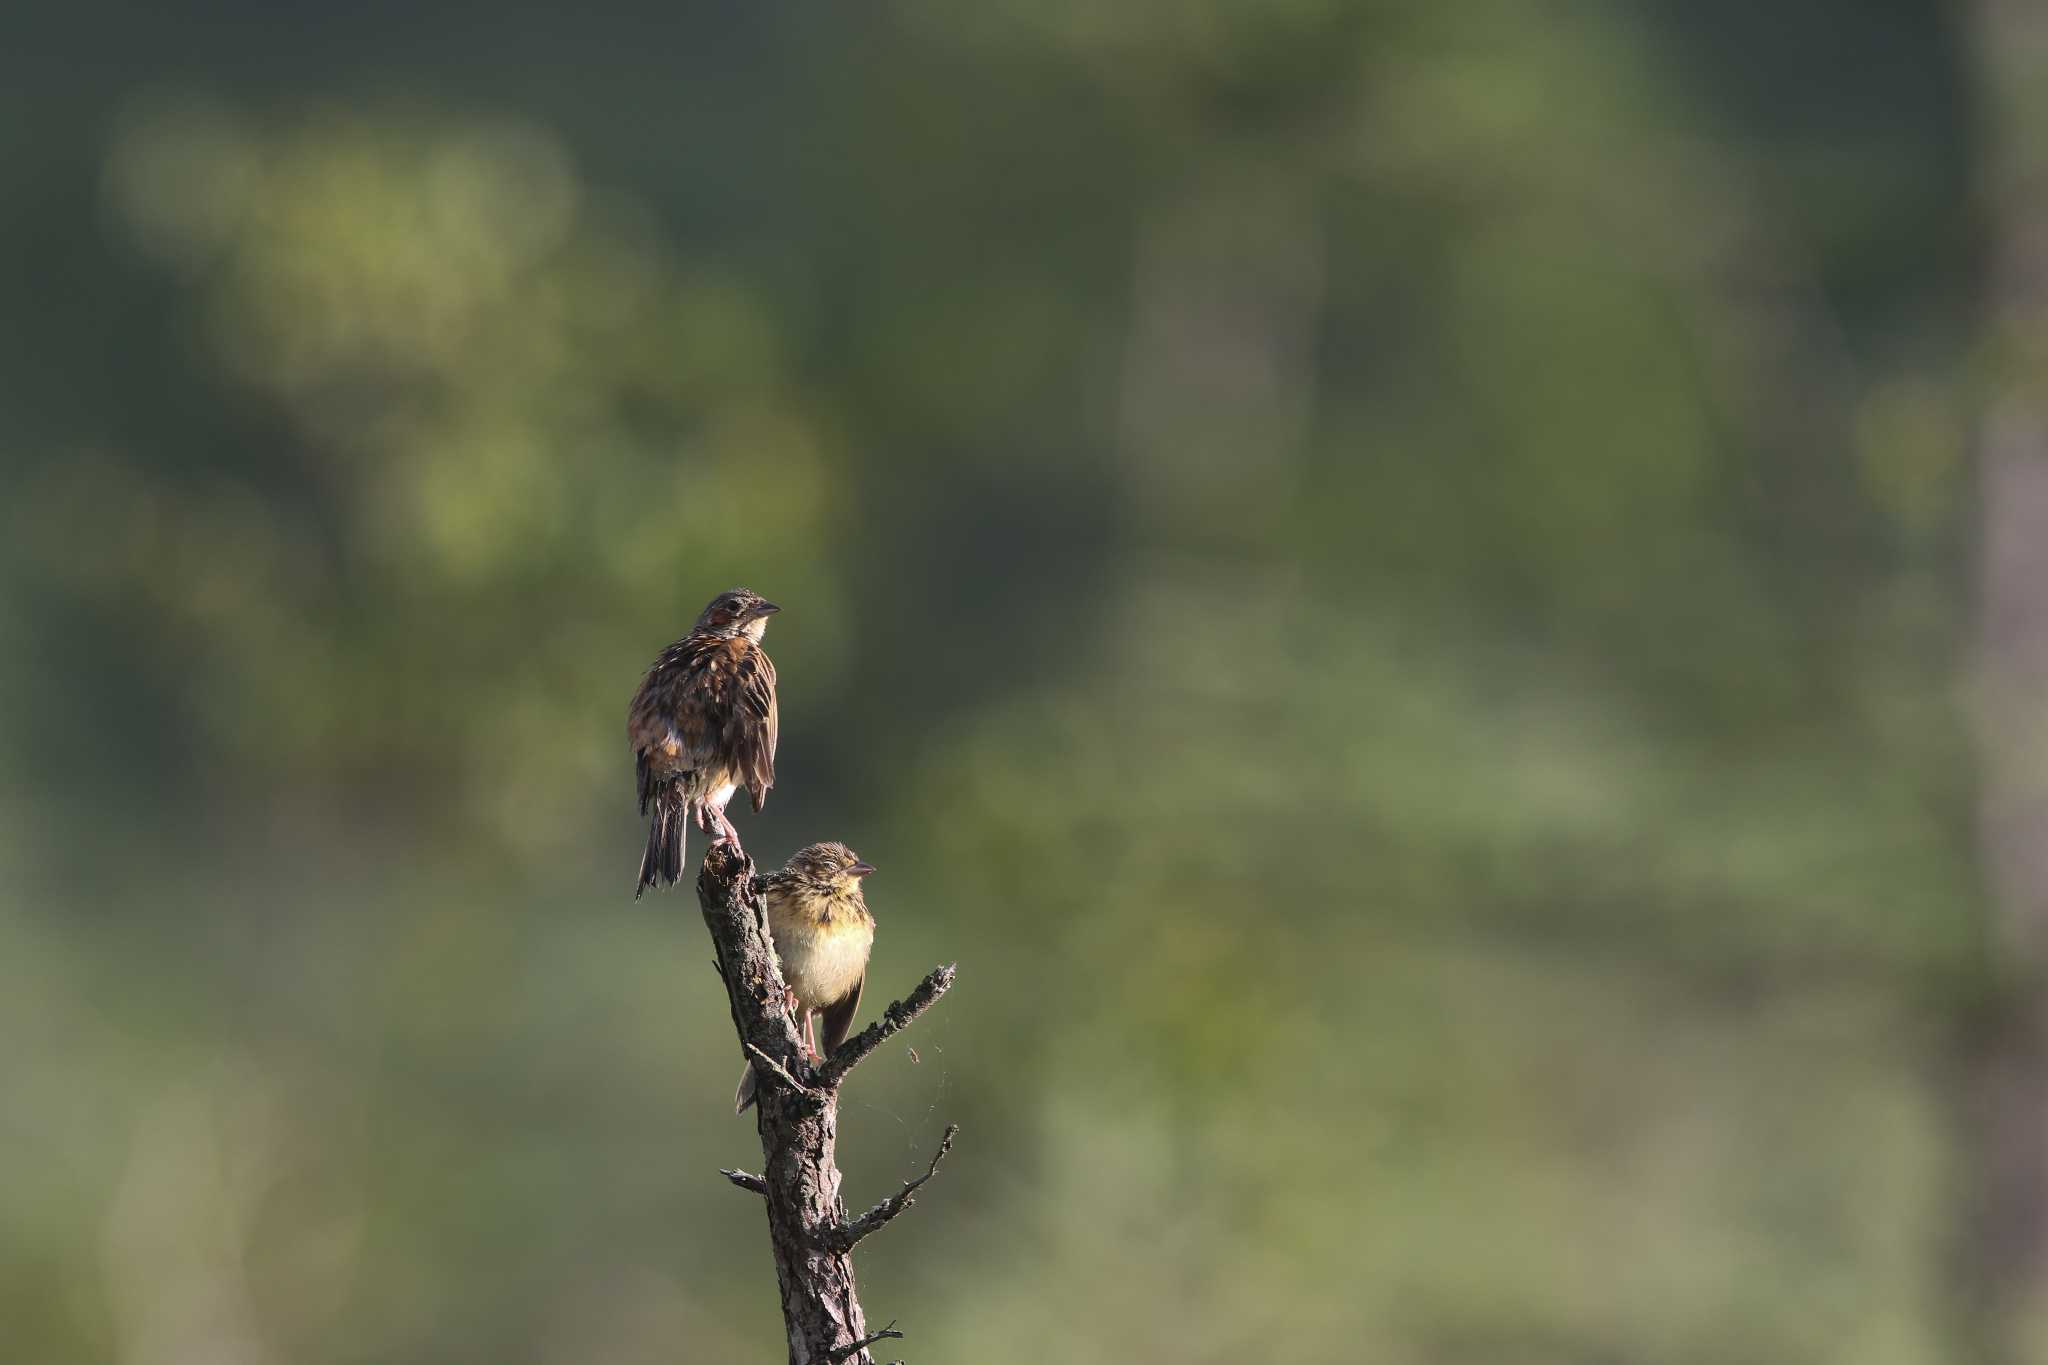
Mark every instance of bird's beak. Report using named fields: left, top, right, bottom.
left=849, top=861, right=877, bottom=878
left=752, top=601, right=782, bottom=618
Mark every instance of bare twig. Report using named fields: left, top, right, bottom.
left=828, top=1322, right=904, bottom=1362
left=746, top=1042, right=818, bottom=1100
left=818, top=964, right=957, bottom=1089
left=818, top=1125, right=959, bottom=1254
left=721, top=1167, right=768, bottom=1196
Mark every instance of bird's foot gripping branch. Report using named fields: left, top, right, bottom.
left=695, top=842, right=958, bottom=1365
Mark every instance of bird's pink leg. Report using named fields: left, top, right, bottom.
left=805, top=1012, right=819, bottom=1061
left=708, top=795, right=741, bottom=850
left=783, top=987, right=805, bottom=1051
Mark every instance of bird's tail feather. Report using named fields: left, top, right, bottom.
left=636, top=782, right=686, bottom=897
left=734, top=1062, right=758, bottom=1115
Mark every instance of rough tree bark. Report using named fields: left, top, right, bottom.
left=695, top=842, right=957, bottom=1365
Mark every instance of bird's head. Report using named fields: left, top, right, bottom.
left=695, top=587, right=780, bottom=641
left=781, top=841, right=877, bottom=896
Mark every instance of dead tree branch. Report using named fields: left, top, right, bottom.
left=828, top=1322, right=904, bottom=1362
left=748, top=1042, right=820, bottom=1100
left=694, top=842, right=957, bottom=1364
left=817, top=1125, right=959, bottom=1254
left=721, top=1168, right=768, bottom=1196
left=817, top=963, right=957, bottom=1088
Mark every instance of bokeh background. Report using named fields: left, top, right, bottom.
left=6, top=3, right=2041, bottom=1362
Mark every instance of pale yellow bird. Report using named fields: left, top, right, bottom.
left=735, top=842, right=877, bottom=1114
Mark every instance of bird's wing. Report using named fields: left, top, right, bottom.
left=817, top=972, right=864, bottom=1059
left=727, top=642, right=777, bottom=811
left=640, top=636, right=775, bottom=806
left=664, top=636, right=730, bottom=771
left=628, top=640, right=695, bottom=789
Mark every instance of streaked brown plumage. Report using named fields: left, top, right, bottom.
left=627, top=588, right=780, bottom=896
left=735, top=841, right=877, bottom=1114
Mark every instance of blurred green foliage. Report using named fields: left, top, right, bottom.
left=0, top=3, right=1987, bottom=1362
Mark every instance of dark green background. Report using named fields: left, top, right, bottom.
left=0, top=4, right=1989, bottom=1361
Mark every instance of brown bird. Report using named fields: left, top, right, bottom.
left=736, top=841, right=877, bottom=1114
left=627, top=588, right=780, bottom=896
